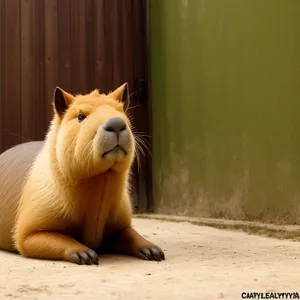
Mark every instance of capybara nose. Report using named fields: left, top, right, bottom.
left=103, top=117, right=127, bottom=134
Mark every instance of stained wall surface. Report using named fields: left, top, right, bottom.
left=151, top=0, right=300, bottom=224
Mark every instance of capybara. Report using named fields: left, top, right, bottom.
left=0, top=83, right=165, bottom=265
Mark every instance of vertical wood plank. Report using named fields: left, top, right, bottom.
left=131, top=0, right=149, bottom=211
left=103, top=0, right=113, bottom=92
left=70, top=0, right=86, bottom=94
left=70, top=0, right=78, bottom=94
left=111, top=0, right=124, bottom=88
left=20, top=0, right=35, bottom=142
left=44, top=0, right=58, bottom=129
left=76, top=0, right=88, bottom=93
left=20, top=0, right=44, bottom=142
left=2, top=0, right=22, bottom=150
left=93, top=0, right=108, bottom=92
left=145, top=0, right=153, bottom=211
left=84, top=0, right=94, bottom=93
left=58, top=0, right=71, bottom=92
left=70, top=0, right=79, bottom=94
left=37, top=0, right=45, bottom=140
left=120, top=0, right=134, bottom=89
left=120, top=0, right=139, bottom=209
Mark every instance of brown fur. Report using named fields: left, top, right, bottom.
left=0, top=83, right=165, bottom=265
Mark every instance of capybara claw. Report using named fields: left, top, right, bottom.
left=70, top=249, right=99, bottom=265
left=140, top=246, right=165, bottom=262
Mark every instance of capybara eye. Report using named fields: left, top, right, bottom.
left=78, top=113, right=86, bottom=123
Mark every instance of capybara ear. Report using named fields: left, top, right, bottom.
left=53, top=87, right=75, bottom=117
left=109, top=82, right=129, bottom=103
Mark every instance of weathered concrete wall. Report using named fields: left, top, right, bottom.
left=150, top=0, right=300, bottom=224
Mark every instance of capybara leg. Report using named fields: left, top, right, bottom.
left=109, top=227, right=165, bottom=261
left=18, top=232, right=99, bottom=265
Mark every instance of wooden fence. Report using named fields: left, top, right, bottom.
left=0, top=0, right=152, bottom=211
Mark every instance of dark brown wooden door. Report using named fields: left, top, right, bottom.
left=0, top=0, right=152, bottom=212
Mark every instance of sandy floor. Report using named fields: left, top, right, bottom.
left=0, top=218, right=299, bottom=300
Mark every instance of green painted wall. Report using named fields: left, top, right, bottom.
left=150, top=0, right=300, bottom=224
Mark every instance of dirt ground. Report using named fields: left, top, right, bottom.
left=0, top=218, right=299, bottom=300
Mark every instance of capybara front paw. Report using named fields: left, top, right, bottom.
left=68, top=249, right=99, bottom=265
left=139, top=246, right=165, bottom=262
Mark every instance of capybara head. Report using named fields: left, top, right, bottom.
left=50, top=83, right=135, bottom=179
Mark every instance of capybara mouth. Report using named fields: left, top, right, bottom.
left=101, top=145, right=127, bottom=158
